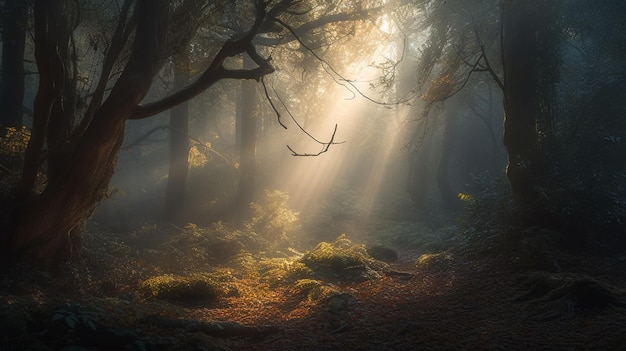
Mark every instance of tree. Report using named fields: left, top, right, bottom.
left=2, top=0, right=395, bottom=267
left=409, top=0, right=626, bottom=249
left=3, top=0, right=275, bottom=267
left=0, top=0, right=28, bottom=129
left=501, top=0, right=562, bottom=228
left=165, top=52, right=191, bottom=225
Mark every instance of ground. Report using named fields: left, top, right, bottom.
left=1, top=228, right=626, bottom=350
left=187, top=255, right=626, bottom=350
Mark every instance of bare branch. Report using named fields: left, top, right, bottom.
left=271, top=16, right=411, bottom=106
left=130, top=0, right=275, bottom=119
left=287, top=124, right=340, bottom=157
left=260, top=76, right=287, bottom=129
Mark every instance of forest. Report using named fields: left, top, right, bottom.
left=1, top=0, right=625, bottom=350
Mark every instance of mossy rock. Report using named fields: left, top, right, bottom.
left=415, top=252, right=453, bottom=270
left=300, top=235, right=388, bottom=281
left=258, top=258, right=315, bottom=287
left=290, top=279, right=337, bottom=301
left=140, top=274, right=223, bottom=302
left=322, top=292, right=355, bottom=314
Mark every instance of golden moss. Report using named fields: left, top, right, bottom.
left=139, top=274, right=224, bottom=302
left=415, top=252, right=453, bottom=268
left=300, top=234, right=388, bottom=280
left=290, top=279, right=337, bottom=301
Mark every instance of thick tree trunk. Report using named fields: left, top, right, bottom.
left=10, top=0, right=170, bottom=266
left=165, top=55, right=191, bottom=225
left=501, top=0, right=558, bottom=225
left=0, top=1, right=26, bottom=129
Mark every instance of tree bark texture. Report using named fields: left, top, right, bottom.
left=11, top=0, right=170, bottom=266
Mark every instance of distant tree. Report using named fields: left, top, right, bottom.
left=165, top=52, right=191, bottom=225
left=411, top=0, right=626, bottom=250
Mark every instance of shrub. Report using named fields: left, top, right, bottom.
left=139, top=274, right=223, bottom=302
left=245, top=190, right=300, bottom=247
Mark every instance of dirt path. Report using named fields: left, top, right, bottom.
left=187, top=258, right=626, bottom=350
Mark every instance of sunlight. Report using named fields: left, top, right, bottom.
left=268, top=24, right=410, bottom=239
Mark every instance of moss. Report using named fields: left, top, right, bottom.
left=258, top=257, right=315, bottom=287
left=291, top=279, right=337, bottom=301
left=300, top=235, right=388, bottom=280
left=139, top=274, right=223, bottom=302
left=415, top=252, right=453, bottom=269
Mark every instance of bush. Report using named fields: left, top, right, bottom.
left=139, top=274, right=223, bottom=302
left=245, top=190, right=300, bottom=247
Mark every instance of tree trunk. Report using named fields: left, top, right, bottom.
left=10, top=0, right=170, bottom=267
left=232, top=56, right=258, bottom=223
left=165, top=54, right=191, bottom=225
left=0, top=0, right=26, bottom=129
left=501, top=0, right=560, bottom=225
left=436, top=113, right=463, bottom=211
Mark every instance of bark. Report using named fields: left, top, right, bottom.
left=8, top=0, right=276, bottom=266
left=165, top=54, right=191, bottom=225
left=0, top=0, right=27, bottom=129
left=11, top=0, right=170, bottom=266
left=501, top=0, right=558, bottom=224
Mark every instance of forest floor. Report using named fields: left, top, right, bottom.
left=2, top=226, right=626, bottom=350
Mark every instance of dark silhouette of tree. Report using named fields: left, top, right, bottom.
left=0, top=0, right=28, bottom=129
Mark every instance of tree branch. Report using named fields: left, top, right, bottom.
left=130, top=0, right=275, bottom=120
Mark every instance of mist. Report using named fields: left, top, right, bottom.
left=2, top=1, right=626, bottom=350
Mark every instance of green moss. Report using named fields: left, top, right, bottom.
left=139, top=274, right=223, bottom=302
left=291, top=279, right=337, bottom=301
left=300, top=234, right=388, bottom=280
left=257, top=257, right=315, bottom=287
left=415, top=252, right=453, bottom=269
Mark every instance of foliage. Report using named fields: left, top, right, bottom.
left=457, top=173, right=520, bottom=256
left=300, top=234, right=388, bottom=281
left=0, top=126, right=30, bottom=156
left=139, top=273, right=224, bottom=302
left=290, top=279, right=337, bottom=302
left=257, top=257, right=314, bottom=288
left=0, top=126, right=40, bottom=191
left=245, top=190, right=301, bottom=247
left=162, top=222, right=271, bottom=273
